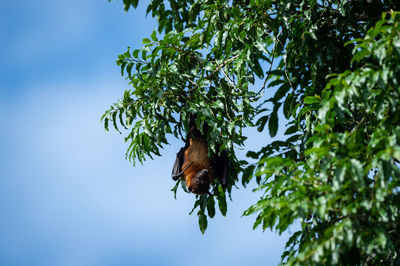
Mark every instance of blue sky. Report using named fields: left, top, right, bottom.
left=0, top=1, right=290, bottom=265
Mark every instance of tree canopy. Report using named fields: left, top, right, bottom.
left=103, top=0, right=400, bottom=264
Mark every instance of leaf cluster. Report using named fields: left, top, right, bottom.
left=104, top=0, right=400, bottom=264
left=244, top=10, right=400, bottom=265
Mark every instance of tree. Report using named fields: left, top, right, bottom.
left=102, top=0, right=400, bottom=264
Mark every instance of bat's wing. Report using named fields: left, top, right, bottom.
left=172, top=147, right=186, bottom=180
left=212, top=150, right=228, bottom=187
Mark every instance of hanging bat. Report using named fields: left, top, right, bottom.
left=172, top=115, right=228, bottom=194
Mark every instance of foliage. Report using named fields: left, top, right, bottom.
left=103, top=0, right=400, bottom=264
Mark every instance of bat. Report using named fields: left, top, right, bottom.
left=172, top=115, right=228, bottom=194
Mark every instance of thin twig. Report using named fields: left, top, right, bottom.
left=125, top=58, right=147, bottom=64
left=205, top=54, right=240, bottom=79
left=187, top=78, right=198, bottom=88
left=220, top=66, right=236, bottom=87
left=275, top=31, right=294, bottom=90
left=255, top=29, right=283, bottom=97
left=256, top=41, right=277, bottom=95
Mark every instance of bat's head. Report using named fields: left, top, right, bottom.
left=188, top=169, right=209, bottom=194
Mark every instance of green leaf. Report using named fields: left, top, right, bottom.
left=112, top=111, right=121, bottom=133
left=132, top=49, right=139, bottom=58
left=273, top=83, right=290, bottom=102
left=104, top=117, right=109, bottom=132
left=242, top=165, right=255, bottom=186
left=284, top=125, right=298, bottom=135
left=303, top=96, right=320, bottom=104
left=246, top=151, right=258, bottom=159
left=151, top=30, right=158, bottom=42
left=198, top=209, right=208, bottom=234
left=283, top=93, right=294, bottom=119
left=256, top=115, right=269, bottom=132
left=217, top=185, right=227, bottom=216
left=119, top=110, right=127, bottom=129
left=143, top=38, right=152, bottom=44
left=268, top=109, right=278, bottom=138
left=207, top=195, right=215, bottom=218
left=171, top=179, right=181, bottom=200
